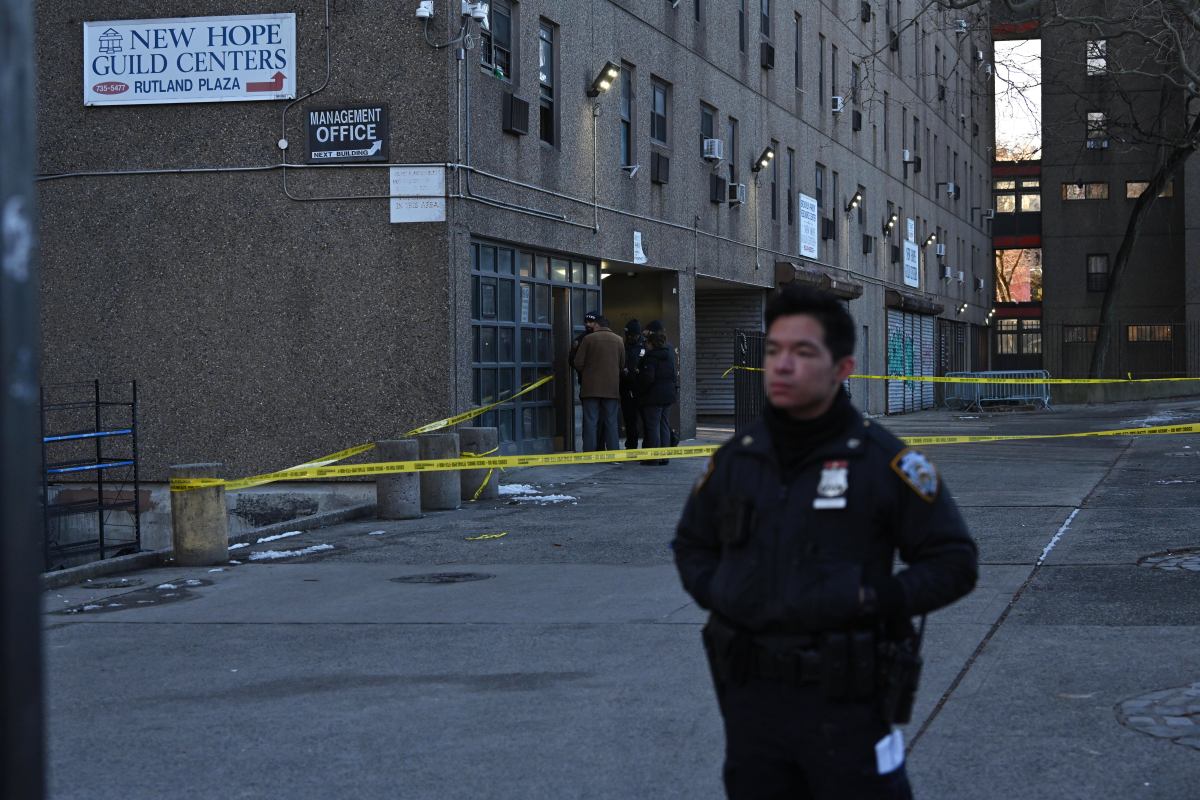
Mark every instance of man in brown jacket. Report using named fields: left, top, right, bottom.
left=573, top=314, right=625, bottom=452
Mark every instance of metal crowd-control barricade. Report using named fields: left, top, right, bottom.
left=943, top=370, right=1052, bottom=411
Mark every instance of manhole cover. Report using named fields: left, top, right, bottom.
left=81, top=578, right=145, bottom=589
left=1138, top=548, right=1200, bottom=572
left=390, top=572, right=495, bottom=584
left=1116, top=682, right=1200, bottom=751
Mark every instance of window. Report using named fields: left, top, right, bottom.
left=761, top=0, right=770, bottom=37
left=695, top=0, right=702, bottom=23
left=787, top=147, right=795, bottom=225
left=1086, top=39, right=1106, bottom=75
left=815, top=162, right=826, bottom=211
left=538, top=22, right=556, bottom=145
left=1064, top=325, right=1098, bottom=344
left=851, top=62, right=861, bottom=104
left=1128, top=325, right=1173, bottom=343
left=479, top=0, right=513, bottom=79
left=819, top=35, right=826, bottom=108
left=883, top=91, right=889, bottom=155
left=700, top=103, right=715, bottom=156
left=1019, top=178, right=1041, bottom=211
left=650, top=79, right=670, bottom=145
left=831, top=45, right=838, bottom=99
left=728, top=116, right=739, bottom=183
left=1126, top=180, right=1174, bottom=199
left=1062, top=182, right=1108, bottom=200
left=739, top=0, right=746, bottom=52
left=1021, top=320, right=1042, bottom=355
left=1086, top=253, right=1109, bottom=292
left=794, top=15, right=803, bottom=90
left=1086, top=111, right=1107, bottom=142
left=620, top=64, right=634, bottom=166
left=770, top=138, right=779, bottom=221
left=996, top=319, right=1018, bottom=355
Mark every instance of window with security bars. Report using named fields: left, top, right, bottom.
left=1086, top=39, right=1106, bottom=75
left=1062, top=182, right=1108, bottom=200
left=1127, top=325, right=1172, bottom=342
left=1063, top=325, right=1098, bottom=343
left=1086, top=253, right=1109, bottom=292
left=1086, top=111, right=1107, bottom=142
left=479, top=0, right=513, bottom=79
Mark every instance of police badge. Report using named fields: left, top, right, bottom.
left=814, top=460, right=849, bottom=509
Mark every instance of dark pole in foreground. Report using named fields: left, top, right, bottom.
left=1, top=0, right=46, bottom=797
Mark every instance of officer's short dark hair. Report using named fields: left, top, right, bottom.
left=764, top=285, right=856, bottom=361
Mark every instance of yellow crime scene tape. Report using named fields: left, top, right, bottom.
left=170, top=422, right=1200, bottom=492
left=720, top=365, right=1200, bottom=384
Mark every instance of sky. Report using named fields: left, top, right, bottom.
left=994, top=39, right=1042, bottom=160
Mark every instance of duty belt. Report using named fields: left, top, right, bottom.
left=747, top=641, right=823, bottom=684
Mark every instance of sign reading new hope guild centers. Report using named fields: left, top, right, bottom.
left=83, top=14, right=297, bottom=105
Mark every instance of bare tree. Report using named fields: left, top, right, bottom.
left=928, top=0, right=1200, bottom=376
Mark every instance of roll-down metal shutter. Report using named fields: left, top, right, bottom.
left=695, top=290, right=764, bottom=415
left=886, top=309, right=936, bottom=413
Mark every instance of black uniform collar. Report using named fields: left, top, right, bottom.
left=736, top=389, right=870, bottom=467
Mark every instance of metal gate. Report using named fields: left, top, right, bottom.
left=733, top=328, right=766, bottom=433
left=886, top=310, right=936, bottom=413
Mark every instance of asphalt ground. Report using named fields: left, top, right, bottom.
left=42, top=398, right=1200, bottom=799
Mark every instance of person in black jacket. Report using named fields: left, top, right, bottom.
left=620, top=319, right=646, bottom=450
left=672, top=286, right=977, bottom=800
left=637, top=321, right=676, bottom=465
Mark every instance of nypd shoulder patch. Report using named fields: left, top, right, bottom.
left=891, top=449, right=939, bottom=502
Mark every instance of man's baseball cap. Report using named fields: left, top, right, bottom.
left=584, top=311, right=599, bottom=322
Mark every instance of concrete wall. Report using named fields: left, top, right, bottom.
left=37, top=1, right=456, bottom=479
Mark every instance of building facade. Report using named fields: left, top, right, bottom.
left=991, top=1, right=1200, bottom=388
left=37, top=1, right=994, bottom=479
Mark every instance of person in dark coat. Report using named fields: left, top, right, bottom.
left=620, top=319, right=646, bottom=450
left=672, top=286, right=977, bottom=799
left=637, top=321, right=676, bottom=465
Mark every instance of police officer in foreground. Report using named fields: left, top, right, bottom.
left=673, top=286, right=977, bottom=799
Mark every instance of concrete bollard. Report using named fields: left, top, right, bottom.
left=459, top=427, right=500, bottom=501
left=376, top=439, right=421, bottom=520
left=418, top=432, right=461, bottom=511
left=169, top=463, right=230, bottom=566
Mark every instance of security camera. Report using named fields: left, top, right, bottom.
left=416, top=0, right=433, bottom=18
left=462, top=1, right=488, bottom=22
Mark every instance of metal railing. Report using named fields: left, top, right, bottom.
left=943, top=371, right=1052, bottom=411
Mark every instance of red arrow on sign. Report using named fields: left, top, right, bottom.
left=246, top=72, right=285, bottom=92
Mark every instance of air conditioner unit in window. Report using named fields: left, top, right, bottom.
left=946, top=181, right=958, bottom=197
left=651, top=151, right=670, bottom=184
left=902, top=149, right=915, bottom=163
left=935, top=243, right=947, bottom=257
left=702, top=138, right=724, bottom=161
left=973, top=277, right=985, bottom=291
left=984, top=62, right=993, bottom=77
left=728, top=182, right=747, bottom=205
left=1086, top=138, right=1109, bottom=149
left=983, top=208, right=995, bottom=219
left=941, top=264, right=953, bottom=280
left=710, top=174, right=728, bottom=204
left=502, top=92, right=529, bottom=136
left=761, top=42, right=776, bottom=70
left=957, top=270, right=965, bottom=283
left=975, top=49, right=985, bottom=63
left=956, top=19, right=969, bottom=34
left=831, top=96, right=845, bottom=113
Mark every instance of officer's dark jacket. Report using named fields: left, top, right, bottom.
left=673, top=410, right=977, bottom=634
left=637, top=344, right=676, bottom=406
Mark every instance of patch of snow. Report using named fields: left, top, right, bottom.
left=208, top=568, right=225, bottom=573
left=511, top=493, right=578, bottom=504
left=83, top=604, right=101, bottom=611
left=229, top=542, right=249, bottom=550
left=184, top=579, right=203, bottom=586
left=257, top=530, right=303, bottom=544
left=499, top=484, right=540, bottom=496
left=367, top=530, right=387, bottom=536
left=247, top=544, right=335, bottom=561
left=1155, top=479, right=1198, bottom=485
left=229, top=560, right=242, bottom=565
left=156, top=583, right=177, bottom=590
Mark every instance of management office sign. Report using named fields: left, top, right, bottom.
left=83, top=14, right=296, bottom=105
left=306, top=105, right=389, bottom=163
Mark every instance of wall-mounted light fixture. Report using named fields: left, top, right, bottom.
left=922, top=233, right=938, bottom=247
left=845, top=190, right=863, bottom=214
left=882, top=213, right=898, bottom=235
left=956, top=303, right=969, bottom=315
left=751, top=146, right=775, bottom=172
left=587, top=62, right=621, bottom=97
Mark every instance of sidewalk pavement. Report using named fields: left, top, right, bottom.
left=42, top=398, right=1200, bottom=799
